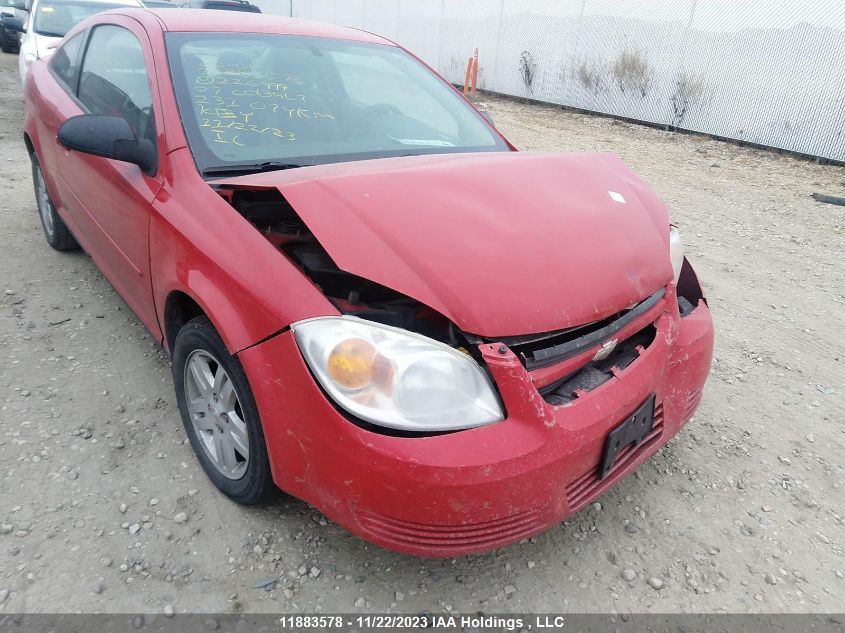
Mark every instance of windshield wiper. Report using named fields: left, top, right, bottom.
left=202, top=161, right=305, bottom=177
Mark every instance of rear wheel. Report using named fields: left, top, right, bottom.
left=32, top=157, right=79, bottom=251
left=172, top=316, right=274, bottom=504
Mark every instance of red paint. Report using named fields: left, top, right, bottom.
left=216, top=151, right=672, bottom=337
left=239, top=294, right=713, bottom=556
left=24, top=9, right=714, bottom=556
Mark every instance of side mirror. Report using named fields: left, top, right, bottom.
left=58, top=115, right=157, bottom=175
left=1, top=15, right=24, bottom=32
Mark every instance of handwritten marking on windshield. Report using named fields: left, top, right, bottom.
left=189, top=65, right=335, bottom=149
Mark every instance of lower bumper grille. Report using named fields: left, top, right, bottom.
left=565, top=401, right=665, bottom=511
left=681, top=387, right=703, bottom=421
left=356, top=507, right=544, bottom=552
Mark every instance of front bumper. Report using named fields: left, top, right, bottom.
left=239, top=286, right=714, bottom=557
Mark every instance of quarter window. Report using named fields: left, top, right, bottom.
left=78, top=25, right=156, bottom=144
left=48, top=32, right=84, bottom=90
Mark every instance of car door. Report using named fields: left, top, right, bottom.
left=57, top=18, right=163, bottom=335
left=35, top=29, right=84, bottom=204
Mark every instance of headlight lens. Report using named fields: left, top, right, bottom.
left=669, top=225, right=684, bottom=284
left=292, top=316, right=504, bottom=432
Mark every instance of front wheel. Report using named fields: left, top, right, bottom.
left=32, top=157, right=79, bottom=251
left=0, top=29, right=13, bottom=54
left=172, top=316, right=274, bottom=504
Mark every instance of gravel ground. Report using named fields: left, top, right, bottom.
left=1, top=50, right=843, bottom=615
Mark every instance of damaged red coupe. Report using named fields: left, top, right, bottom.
left=23, top=9, right=713, bottom=556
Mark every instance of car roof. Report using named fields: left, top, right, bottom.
left=121, top=8, right=394, bottom=45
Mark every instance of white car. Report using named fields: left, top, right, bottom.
left=17, top=0, right=141, bottom=85
left=1, top=0, right=27, bottom=53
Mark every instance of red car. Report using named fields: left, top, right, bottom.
left=23, top=9, right=713, bottom=556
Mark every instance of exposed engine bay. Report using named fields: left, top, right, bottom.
left=217, top=186, right=471, bottom=350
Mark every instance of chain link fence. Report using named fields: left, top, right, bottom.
left=277, top=0, right=845, bottom=161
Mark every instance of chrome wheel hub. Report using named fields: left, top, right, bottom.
left=184, top=350, right=249, bottom=480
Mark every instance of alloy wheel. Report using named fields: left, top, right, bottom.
left=183, top=350, right=250, bottom=480
left=35, top=166, right=55, bottom=238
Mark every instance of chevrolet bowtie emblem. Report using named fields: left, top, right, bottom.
left=593, top=339, right=618, bottom=361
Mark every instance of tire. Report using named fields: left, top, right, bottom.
left=172, top=315, right=274, bottom=505
left=0, top=29, right=12, bottom=54
left=31, top=156, right=79, bottom=251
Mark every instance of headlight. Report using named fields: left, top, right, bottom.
left=669, top=225, right=684, bottom=284
left=292, top=316, right=504, bottom=432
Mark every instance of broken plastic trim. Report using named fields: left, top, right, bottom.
left=676, top=257, right=706, bottom=318
left=520, top=288, right=665, bottom=370
left=541, top=324, right=657, bottom=405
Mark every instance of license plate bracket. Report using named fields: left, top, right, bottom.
left=598, top=396, right=655, bottom=479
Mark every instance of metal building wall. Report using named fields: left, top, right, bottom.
left=284, top=0, right=845, bottom=161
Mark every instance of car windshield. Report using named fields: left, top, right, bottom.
left=33, top=0, right=124, bottom=37
left=165, top=33, right=508, bottom=176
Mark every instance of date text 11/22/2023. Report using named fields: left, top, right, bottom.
left=277, top=614, right=567, bottom=630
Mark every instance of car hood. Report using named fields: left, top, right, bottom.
left=216, top=152, right=673, bottom=337
left=34, top=33, right=61, bottom=59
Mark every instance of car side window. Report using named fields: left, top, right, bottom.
left=77, top=25, right=156, bottom=146
left=48, top=32, right=85, bottom=91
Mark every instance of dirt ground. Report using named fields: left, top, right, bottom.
left=0, top=49, right=843, bottom=615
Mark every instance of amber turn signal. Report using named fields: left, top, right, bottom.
left=327, top=338, right=377, bottom=389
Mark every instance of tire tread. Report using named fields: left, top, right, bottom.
left=31, top=157, right=79, bottom=251
left=172, top=316, right=275, bottom=505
